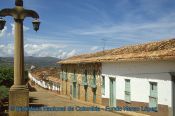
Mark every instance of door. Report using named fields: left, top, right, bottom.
left=93, top=88, right=96, bottom=103
left=149, top=82, right=158, bottom=108
left=66, top=81, right=67, bottom=95
left=73, top=82, right=76, bottom=98
left=70, top=85, right=72, bottom=96
left=78, top=84, right=80, bottom=99
left=62, top=79, right=64, bottom=94
left=85, top=86, right=88, bottom=101
left=109, top=78, right=116, bottom=106
left=125, top=79, right=131, bottom=102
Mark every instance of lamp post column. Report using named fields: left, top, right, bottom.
left=14, top=19, right=24, bottom=85
left=0, top=1, right=40, bottom=115
left=9, top=19, right=29, bottom=116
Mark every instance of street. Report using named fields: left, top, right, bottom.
left=29, top=86, right=124, bottom=116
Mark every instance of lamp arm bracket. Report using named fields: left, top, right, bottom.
left=0, top=8, right=15, bottom=17
left=23, top=9, right=39, bottom=19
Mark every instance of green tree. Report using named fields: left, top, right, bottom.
left=0, top=86, right=9, bottom=100
left=0, top=67, right=14, bottom=88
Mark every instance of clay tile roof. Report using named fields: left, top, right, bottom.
left=58, top=38, right=175, bottom=64
left=31, top=68, right=60, bottom=82
left=47, top=76, right=61, bottom=83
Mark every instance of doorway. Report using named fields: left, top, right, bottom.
left=92, top=88, right=96, bottom=103
left=109, top=77, right=116, bottom=107
left=84, top=86, right=88, bottom=101
left=66, top=81, right=67, bottom=95
left=78, top=84, right=80, bottom=99
left=73, top=82, right=76, bottom=98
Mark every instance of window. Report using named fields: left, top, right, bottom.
left=74, top=69, right=76, bottom=78
left=102, top=76, right=105, bottom=95
left=93, top=70, right=96, bottom=84
left=125, top=79, right=131, bottom=102
left=63, top=69, right=68, bottom=81
left=82, top=70, right=88, bottom=85
left=63, top=71, right=65, bottom=80
left=72, top=69, right=77, bottom=82
left=149, top=82, right=158, bottom=108
left=91, top=70, right=97, bottom=88
left=60, top=69, right=63, bottom=80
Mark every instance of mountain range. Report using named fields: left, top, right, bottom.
left=0, top=56, right=61, bottom=69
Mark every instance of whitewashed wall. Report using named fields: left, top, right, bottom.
left=28, top=73, right=48, bottom=89
left=28, top=73, right=61, bottom=92
left=102, top=61, right=175, bottom=107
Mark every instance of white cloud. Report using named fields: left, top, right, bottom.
left=66, top=49, right=77, bottom=57
left=0, top=44, right=14, bottom=57
left=90, top=46, right=99, bottom=51
left=70, top=12, right=175, bottom=43
left=0, top=43, right=77, bottom=59
left=0, top=26, right=7, bottom=38
left=24, top=25, right=30, bottom=31
left=8, top=23, right=30, bottom=37
left=72, top=21, right=175, bottom=37
left=11, top=23, right=15, bottom=36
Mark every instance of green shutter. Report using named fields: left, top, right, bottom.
left=73, top=83, right=76, bottom=98
left=85, top=87, right=88, bottom=101
left=109, top=78, right=114, bottom=106
left=91, top=70, right=97, bottom=88
left=59, top=72, right=63, bottom=79
left=125, top=79, right=131, bottom=102
left=93, top=89, right=96, bottom=103
left=149, top=82, right=158, bottom=108
left=102, top=76, right=105, bottom=95
left=71, top=72, right=77, bottom=82
left=63, top=71, right=66, bottom=80
left=82, top=70, right=88, bottom=85
left=109, top=79, right=112, bottom=106
left=78, top=84, right=80, bottom=99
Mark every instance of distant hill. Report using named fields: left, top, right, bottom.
left=0, top=56, right=61, bottom=69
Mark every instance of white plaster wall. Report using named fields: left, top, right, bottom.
left=102, top=61, right=175, bottom=107
left=28, top=72, right=49, bottom=89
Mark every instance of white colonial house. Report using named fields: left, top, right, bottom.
left=100, top=39, right=175, bottom=116
left=59, top=39, right=175, bottom=116
left=101, top=61, right=175, bottom=116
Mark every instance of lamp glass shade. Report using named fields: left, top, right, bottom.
left=0, top=18, right=6, bottom=30
left=32, top=19, right=40, bottom=32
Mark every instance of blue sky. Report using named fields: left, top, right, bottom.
left=0, top=0, right=175, bottom=58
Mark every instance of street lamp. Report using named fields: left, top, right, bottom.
left=32, top=19, right=40, bottom=32
left=0, top=0, right=40, bottom=116
left=0, top=18, right=6, bottom=30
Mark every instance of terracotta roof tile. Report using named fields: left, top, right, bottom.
left=58, top=39, right=175, bottom=64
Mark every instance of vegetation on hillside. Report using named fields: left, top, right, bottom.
left=0, top=66, right=28, bottom=114
left=0, top=67, right=14, bottom=87
left=0, top=57, right=61, bottom=69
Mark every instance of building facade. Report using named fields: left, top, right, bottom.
left=60, top=63, right=102, bottom=104
left=59, top=39, right=175, bottom=116
left=101, top=61, right=175, bottom=116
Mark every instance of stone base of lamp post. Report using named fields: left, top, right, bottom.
left=9, top=85, right=29, bottom=116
